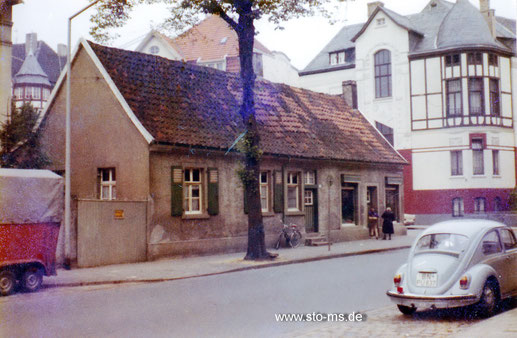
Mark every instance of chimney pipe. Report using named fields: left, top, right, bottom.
left=25, top=32, right=38, bottom=54
left=367, top=1, right=384, bottom=18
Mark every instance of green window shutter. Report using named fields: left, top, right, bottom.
left=207, top=168, right=219, bottom=215
left=243, top=185, right=249, bottom=214
left=273, top=170, right=283, bottom=213
left=171, top=166, right=183, bottom=216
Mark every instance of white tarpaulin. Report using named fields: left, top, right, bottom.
left=0, top=168, right=64, bottom=224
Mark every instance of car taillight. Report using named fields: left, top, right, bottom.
left=394, top=274, right=402, bottom=286
left=459, top=275, right=470, bottom=289
left=397, top=286, right=404, bottom=294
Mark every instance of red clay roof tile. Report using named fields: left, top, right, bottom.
left=88, top=41, right=405, bottom=165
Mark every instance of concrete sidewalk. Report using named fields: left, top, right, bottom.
left=44, top=232, right=417, bottom=288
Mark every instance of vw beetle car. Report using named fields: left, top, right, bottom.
left=387, top=220, right=517, bottom=316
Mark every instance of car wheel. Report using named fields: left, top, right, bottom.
left=397, top=305, right=416, bottom=315
left=0, top=270, right=17, bottom=296
left=478, top=280, right=499, bottom=317
left=21, top=268, right=43, bottom=293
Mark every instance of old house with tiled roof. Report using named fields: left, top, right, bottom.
left=39, top=39, right=405, bottom=267
left=135, top=15, right=299, bottom=86
left=300, top=0, right=517, bottom=224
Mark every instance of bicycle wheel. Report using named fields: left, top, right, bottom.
left=275, top=234, right=282, bottom=250
left=289, top=230, right=302, bottom=248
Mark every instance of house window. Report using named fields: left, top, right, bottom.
left=184, top=168, right=202, bottom=214
left=494, top=197, right=502, bottom=212
left=375, top=121, right=394, bottom=146
left=474, top=197, right=486, bottom=213
left=492, top=150, right=500, bottom=175
left=452, top=198, right=464, bottom=217
left=329, top=51, right=346, bottom=65
left=446, top=79, right=462, bottom=116
left=305, top=171, right=316, bottom=185
left=32, top=87, right=41, bottom=100
left=451, top=150, right=463, bottom=176
left=259, top=171, right=270, bottom=212
left=489, top=79, right=500, bottom=116
left=99, top=168, right=116, bottom=200
left=468, top=78, right=484, bottom=115
left=42, top=88, right=50, bottom=100
left=24, top=87, right=32, bottom=99
left=304, top=190, right=313, bottom=205
left=13, top=87, right=22, bottom=99
left=376, top=18, right=385, bottom=25
left=374, top=49, right=391, bottom=98
left=149, top=45, right=160, bottom=54
left=445, top=54, right=460, bottom=67
left=488, top=53, right=498, bottom=66
left=467, top=52, right=482, bottom=65
left=287, top=172, right=301, bottom=211
left=472, top=139, right=484, bottom=175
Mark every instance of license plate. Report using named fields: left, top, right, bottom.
left=416, top=272, right=437, bottom=287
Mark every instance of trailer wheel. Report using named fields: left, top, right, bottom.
left=0, top=271, right=17, bottom=296
left=22, top=268, right=43, bottom=293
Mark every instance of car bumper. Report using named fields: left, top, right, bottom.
left=386, top=290, right=478, bottom=310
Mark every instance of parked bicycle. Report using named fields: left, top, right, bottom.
left=275, top=223, right=302, bottom=249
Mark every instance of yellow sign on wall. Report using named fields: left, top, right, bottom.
left=114, top=210, right=124, bottom=219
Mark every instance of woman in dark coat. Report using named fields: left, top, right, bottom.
left=382, top=207, right=395, bottom=240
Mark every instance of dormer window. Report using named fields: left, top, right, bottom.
left=376, top=18, right=386, bottom=25
left=445, top=54, right=460, bottom=67
left=330, top=51, right=346, bottom=65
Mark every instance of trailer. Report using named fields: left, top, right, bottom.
left=0, top=168, right=63, bottom=295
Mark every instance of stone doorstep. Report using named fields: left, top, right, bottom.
left=305, top=234, right=330, bottom=246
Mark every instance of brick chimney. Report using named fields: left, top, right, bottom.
left=342, top=80, right=358, bottom=109
left=479, top=0, right=496, bottom=38
left=367, top=1, right=384, bottom=18
left=0, top=0, right=22, bottom=125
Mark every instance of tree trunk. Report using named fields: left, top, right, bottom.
left=235, top=6, right=271, bottom=260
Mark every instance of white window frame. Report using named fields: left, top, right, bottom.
left=304, top=190, right=313, bottom=206
left=259, top=171, right=270, bottom=213
left=99, top=168, right=116, bottom=200
left=24, top=87, right=32, bottom=99
left=451, top=150, right=463, bottom=176
left=184, top=168, right=203, bottom=215
left=287, top=172, right=301, bottom=212
left=492, top=150, right=500, bottom=176
left=305, top=171, right=315, bottom=185
left=32, top=87, right=41, bottom=100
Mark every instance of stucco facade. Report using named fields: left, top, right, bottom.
left=299, top=0, right=517, bottom=224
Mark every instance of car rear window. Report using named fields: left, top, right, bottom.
left=415, top=233, right=469, bottom=253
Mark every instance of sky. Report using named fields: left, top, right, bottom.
left=11, top=0, right=517, bottom=70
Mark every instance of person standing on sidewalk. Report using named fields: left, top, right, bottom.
left=368, top=207, right=379, bottom=239
left=381, top=207, right=395, bottom=240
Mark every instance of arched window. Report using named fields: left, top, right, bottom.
left=374, top=49, right=392, bottom=98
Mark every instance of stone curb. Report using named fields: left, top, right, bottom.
left=43, top=245, right=411, bottom=289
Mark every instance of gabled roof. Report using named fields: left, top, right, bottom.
left=141, top=15, right=271, bottom=62
left=13, top=51, right=51, bottom=86
left=12, top=41, right=66, bottom=85
left=52, top=40, right=405, bottom=165
left=301, top=0, right=515, bottom=74
left=351, top=6, right=425, bottom=42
